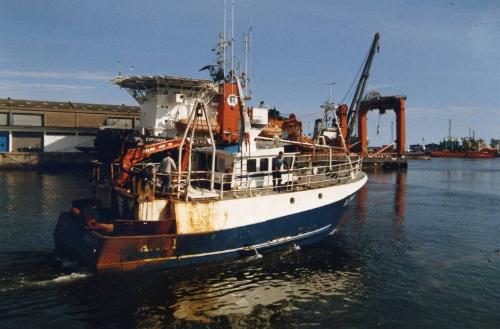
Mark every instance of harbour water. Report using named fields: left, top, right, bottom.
left=1, top=159, right=499, bottom=328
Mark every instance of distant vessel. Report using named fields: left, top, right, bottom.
left=431, top=150, right=495, bottom=159
left=430, top=150, right=466, bottom=158
left=463, top=149, right=496, bottom=159
left=431, top=120, right=494, bottom=159
left=431, top=144, right=495, bottom=159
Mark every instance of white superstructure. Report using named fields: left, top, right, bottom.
left=112, top=75, right=219, bottom=137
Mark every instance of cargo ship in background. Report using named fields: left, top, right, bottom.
left=431, top=149, right=495, bottom=159
left=430, top=139, right=496, bottom=158
left=430, top=120, right=495, bottom=159
left=431, top=137, right=496, bottom=159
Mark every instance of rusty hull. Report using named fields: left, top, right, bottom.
left=54, top=212, right=178, bottom=271
left=172, top=199, right=221, bottom=234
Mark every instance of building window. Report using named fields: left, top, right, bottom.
left=12, top=113, right=43, bottom=126
left=44, top=132, right=79, bottom=152
left=12, top=131, right=43, bottom=152
left=0, top=113, right=8, bottom=126
left=260, top=158, right=269, bottom=172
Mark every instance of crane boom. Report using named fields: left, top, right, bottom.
left=346, top=32, right=380, bottom=141
left=115, top=138, right=189, bottom=186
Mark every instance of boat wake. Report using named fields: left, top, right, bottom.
left=32, top=272, right=90, bottom=286
left=1, top=272, right=91, bottom=292
left=0, top=253, right=92, bottom=293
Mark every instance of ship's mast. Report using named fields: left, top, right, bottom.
left=326, top=81, right=335, bottom=103
left=243, top=28, right=252, bottom=97
left=448, top=118, right=452, bottom=140
left=220, top=0, right=236, bottom=82
left=324, top=82, right=336, bottom=127
left=316, top=81, right=337, bottom=141
left=223, top=0, right=227, bottom=75
left=230, top=0, right=235, bottom=80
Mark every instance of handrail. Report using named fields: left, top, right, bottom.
left=98, top=154, right=364, bottom=201
left=152, top=157, right=363, bottom=200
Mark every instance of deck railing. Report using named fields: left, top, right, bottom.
left=94, top=154, right=363, bottom=201
left=154, top=155, right=363, bottom=200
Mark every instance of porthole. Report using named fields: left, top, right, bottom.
left=290, top=197, right=295, bottom=204
left=318, top=193, right=323, bottom=199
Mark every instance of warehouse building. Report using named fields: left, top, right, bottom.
left=0, top=98, right=139, bottom=153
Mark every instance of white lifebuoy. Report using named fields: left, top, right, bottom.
left=227, top=94, right=238, bottom=107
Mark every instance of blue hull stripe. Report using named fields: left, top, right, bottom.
left=168, top=224, right=331, bottom=260
left=172, top=195, right=350, bottom=258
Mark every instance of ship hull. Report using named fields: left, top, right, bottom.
left=430, top=150, right=495, bottom=159
left=464, top=151, right=495, bottom=159
left=54, top=175, right=367, bottom=271
left=430, top=151, right=466, bottom=158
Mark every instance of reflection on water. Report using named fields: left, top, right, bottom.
left=171, top=256, right=362, bottom=324
left=12, top=246, right=362, bottom=328
left=0, top=170, right=89, bottom=253
left=354, top=170, right=407, bottom=223
left=395, top=172, right=406, bottom=221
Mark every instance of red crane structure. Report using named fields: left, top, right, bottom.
left=338, top=32, right=407, bottom=159
left=357, top=95, right=407, bottom=157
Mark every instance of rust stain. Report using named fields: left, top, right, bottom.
left=96, top=235, right=177, bottom=270
left=173, top=200, right=219, bottom=234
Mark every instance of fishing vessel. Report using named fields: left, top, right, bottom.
left=53, top=27, right=367, bottom=272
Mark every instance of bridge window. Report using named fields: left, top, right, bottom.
left=260, top=158, right=269, bottom=172
left=247, top=159, right=257, bottom=172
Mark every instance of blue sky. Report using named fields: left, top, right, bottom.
left=1, top=0, right=499, bottom=145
